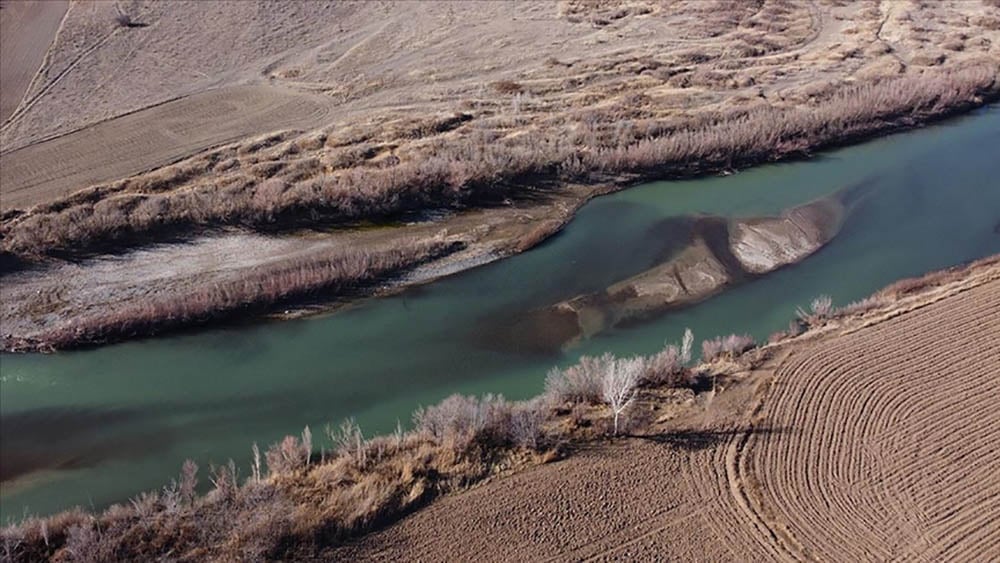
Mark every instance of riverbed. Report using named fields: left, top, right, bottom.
left=2, top=106, right=998, bottom=521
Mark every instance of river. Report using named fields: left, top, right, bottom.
left=2, top=106, right=998, bottom=521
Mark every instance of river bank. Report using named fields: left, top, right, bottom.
left=4, top=254, right=996, bottom=561
left=3, top=84, right=998, bottom=353
left=2, top=103, right=999, bottom=521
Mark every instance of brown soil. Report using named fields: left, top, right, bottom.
left=0, top=0, right=67, bottom=123
left=331, top=260, right=1000, bottom=561
left=0, top=85, right=334, bottom=210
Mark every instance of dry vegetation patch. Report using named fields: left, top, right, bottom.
left=3, top=256, right=998, bottom=560
left=2, top=1, right=999, bottom=262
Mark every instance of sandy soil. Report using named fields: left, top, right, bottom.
left=0, top=0, right=67, bottom=123
left=3, top=0, right=998, bottom=205
left=0, top=85, right=333, bottom=210
left=332, top=260, right=1000, bottom=561
left=0, top=186, right=586, bottom=348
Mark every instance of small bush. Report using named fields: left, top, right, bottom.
left=265, top=427, right=312, bottom=474
left=543, top=353, right=611, bottom=405
left=491, top=80, right=524, bottom=95
left=413, top=393, right=528, bottom=452
left=702, top=334, right=755, bottom=361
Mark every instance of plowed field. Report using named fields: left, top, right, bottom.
left=333, top=266, right=1000, bottom=561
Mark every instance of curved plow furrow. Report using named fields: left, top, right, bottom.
left=739, top=279, right=1000, bottom=561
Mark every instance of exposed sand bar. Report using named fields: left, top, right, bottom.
left=0, top=85, right=333, bottom=210
left=0, top=0, right=67, bottom=123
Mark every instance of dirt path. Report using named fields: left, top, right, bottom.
left=0, top=85, right=332, bottom=210
left=331, top=266, right=1000, bottom=561
left=0, top=0, right=67, bottom=124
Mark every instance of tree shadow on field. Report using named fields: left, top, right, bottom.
left=637, top=426, right=786, bottom=452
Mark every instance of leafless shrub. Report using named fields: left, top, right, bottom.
left=114, top=12, right=133, bottom=27
left=543, top=353, right=610, bottom=405
left=837, top=295, right=884, bottom=316
left=63, top=521, right=106, bottom=563
left=797, top=294, right=833, bottom=323
left=702, top=333, right=755, bottom=361
left=161, top=480, right=181, bottom=514
left=209, top=460, right=240, bottom=503
left=701, top=337, right=724, bottom=361
left=510, top=399, right=544, bottom=450
left=645, top=344, right=681, bottom=384
left=413, top=393, right=516, bottom=451
left=129, top=492, right=159, bottom=525
left=329, top=418, right=367, bottom=466
left=643, top=327, right=695, bottom=386
left=265, top=427, right=312, bottom=474
left=179, top=459, right=198, bottom=506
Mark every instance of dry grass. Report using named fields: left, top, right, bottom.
left=4, top=256, right=997, bottom=561
left=0, top=333, right=716, bottom=561
left=2, top=63, right=996, bottom=260
left=3, top=238, right=457, bottom=351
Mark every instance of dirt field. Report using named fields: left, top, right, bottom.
left=332, top=262, right=1000, bottom=561
left=0, top=0, right=67, bottom=124
left=0, top=85, right=333, bottom=210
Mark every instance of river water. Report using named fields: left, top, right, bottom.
left=2, top=106, right=998, bottom=521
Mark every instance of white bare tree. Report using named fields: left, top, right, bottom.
left=680, top=328, right=694, bottom=364
left=602, top=356, right=645, bottom=436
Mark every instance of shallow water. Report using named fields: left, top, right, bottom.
left=2, top=106, right=999, bottom=521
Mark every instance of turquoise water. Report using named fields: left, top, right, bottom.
left=2, top=106, right=998, bottom=521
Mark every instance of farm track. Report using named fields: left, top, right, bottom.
left=333, top=268, right=1000, bottom=561
left=0, top=85, right=333, bottom=210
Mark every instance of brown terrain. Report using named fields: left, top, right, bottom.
left=0, top=0, right=67, bottom=123
left=1, top=254, right=996, bottom=560
left=332, top=258, right=1000, bottom=562
left=1, top=0, right=999, bottom=350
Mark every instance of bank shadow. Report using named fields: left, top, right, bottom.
left=636, top=426, right=787, bottom=452
left=0, top=406, right=174, bottom=483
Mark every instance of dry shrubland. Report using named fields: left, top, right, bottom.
left=2, top=63, right=997, bottom=260
left=5, top=255, right=995, bottom=560
left=0, top=329, right=711, bottom=561
left=2, top=238, right=458, bottom=352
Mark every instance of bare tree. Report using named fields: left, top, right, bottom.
left=179, top=459, right=198, bottom=506
left=602, top=356, right=645, bottom=435
left=251, top=442, right=262, bottom=483
left=680, top=328, right=694, bottom=364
